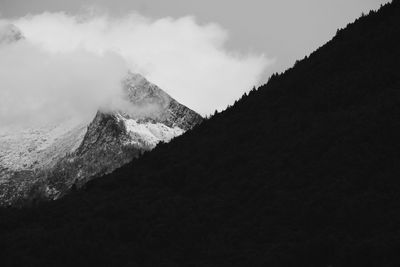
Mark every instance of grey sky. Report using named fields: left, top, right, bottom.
left=0, top=0, right=390, bottom=74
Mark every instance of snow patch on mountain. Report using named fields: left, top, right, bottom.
left=117, top=114, right=184, bottom=148
left=0, top=117, right=87, bottom=179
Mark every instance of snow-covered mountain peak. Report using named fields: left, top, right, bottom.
left=123, top=72, right=170, bottom=108
left=120, top=72, right=202, bottom=130
left=0, top=72, right=202, bottom=206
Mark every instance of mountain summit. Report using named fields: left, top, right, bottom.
left=0, top=73, right=202, bottom=205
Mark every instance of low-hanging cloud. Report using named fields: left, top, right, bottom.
left=0, top=34, right=128, bottom=128
left=0, top=11, right=271, bottom=128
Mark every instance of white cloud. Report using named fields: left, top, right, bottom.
left=0, top=34, right=128, bottom=127
left=0, top=11, right=271, bottom=128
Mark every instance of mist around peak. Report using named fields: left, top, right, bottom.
left=0, top=11, right=270, bottom=130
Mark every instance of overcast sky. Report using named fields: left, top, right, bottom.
left=0, top=0, right=391, bottom=117
left=1, top=0, right=390, bottom=73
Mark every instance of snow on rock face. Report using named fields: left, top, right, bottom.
left=0, top=72, right=202, bottom=206
left=0, top=118, right=88, bottom=206
left=122, top=72, right=203, bottom=130
left=118, top=115, right=184, bottom=148
left=0, top=118, right=87, bottom=178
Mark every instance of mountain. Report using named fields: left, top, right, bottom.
left=0, top=118, right=88, bottom=204
left=0, top=73, right=202, bottom=205
left=42, top=73, right=202, bottom=199
left=1, top=2, right=400, bottom=266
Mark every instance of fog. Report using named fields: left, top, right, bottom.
left=0, top=11, right=270, bottom=128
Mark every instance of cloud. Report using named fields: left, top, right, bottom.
left=0, top=11, right=271, bottom=128
left=0, top=31, right=128, bottom=127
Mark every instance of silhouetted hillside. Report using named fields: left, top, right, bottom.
left=1, top=2, right=400, bottom=266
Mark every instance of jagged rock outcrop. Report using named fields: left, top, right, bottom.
left=0, top=73, right=202, bottom=205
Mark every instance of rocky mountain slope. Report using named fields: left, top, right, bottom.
left=0, top=72, right=202, bottom=205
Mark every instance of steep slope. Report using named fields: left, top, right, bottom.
left=0, top=119, right=88, bottom=204
left=1, top=2, right=400, bottom=266
left=42, top=73, right=201, bottom=198
left=0, top=73, right=202, bottom=205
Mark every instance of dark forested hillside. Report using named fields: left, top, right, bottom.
left=1, top=2, right=400, bottom=266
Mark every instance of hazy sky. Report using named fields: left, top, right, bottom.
left=0, top=0, right=391, bottom=118
left=0, top=0, right=390, bottom=73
